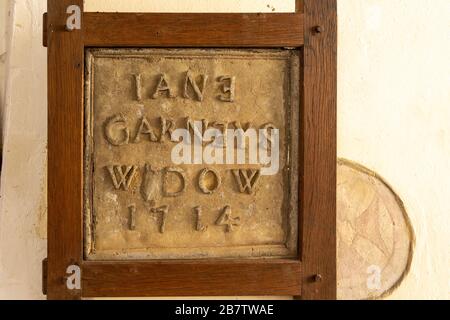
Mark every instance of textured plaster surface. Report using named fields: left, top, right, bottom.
left=84, top=0, right=295, bottom=13
left=337, top=0, right=450, bottom=300
left=0, top=0, right=8, bottom=135
left=0, top=0, right=448, bottom=299
left=337, top=160, right=413, bottom=300
left=0, top=0, right=47, bottom=299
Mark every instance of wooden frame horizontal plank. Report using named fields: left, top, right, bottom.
left=43, top=12, right=304, bottom=48
left=84, top=13, right=303, bottom=47
left=82, top=260, right=302, bottom=297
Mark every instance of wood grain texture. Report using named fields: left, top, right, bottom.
left=298, top=0, right=337, bottom=300
left=47, top=0, right=84, bottom=300
left=296, top=0, right=304, bottom=13
left=45, top=4, right=338, bottom=299
left=82, top=13, right=303, bottom=47
left=82, top=260, right=301, bottom=297
left=44, top=13, right=304, bottom=48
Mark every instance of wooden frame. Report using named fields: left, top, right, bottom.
left=46, top=0, right=336, bottom=299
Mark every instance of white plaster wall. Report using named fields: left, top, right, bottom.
left=0, top=0, right=8, bottom=129
left=0, top=0, right=47, bottom=299
left=0, top=0, right=448, bottom=299
left=337, top=0, right=450, bottom=300
left=84, top=0, right=295, bottom=13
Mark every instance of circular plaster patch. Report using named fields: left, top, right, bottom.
left=337, top=159, right=414, bottom=300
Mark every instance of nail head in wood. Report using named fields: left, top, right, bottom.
left=313, top=25, right=323, bottom=34
left=314, top=274, right=323, bottom=282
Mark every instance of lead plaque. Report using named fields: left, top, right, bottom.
left=84, top=49, right=299, bottom=260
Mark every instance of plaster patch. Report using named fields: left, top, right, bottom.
left=337, top=159, right=414, bottom=300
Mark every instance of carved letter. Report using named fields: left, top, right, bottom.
left=162, top=167, right=186, bottom=197
left=226, top=125, right=258, bottom=165
left=141, top=164, right=160, bottom=203
left=216, top=206, right=240, bottom=232
left=186, top=118, right=208, bottom=164
left=193, top=206, right=208, bottom=232
left=259, top=124, right=280, bottom=176
left=152, top=74, right=174, bottom=99
left=159, top=117, right=175, bottom=142
left=133, top=74, right=143, bottom=101
left=259, top=123, right=277, bottom=151
left=186, top=117, right=209, bottom=138
left=104, top=114, right=129, bottom=146
left=211, top=121, right=228, bottom=148
left=128, top=204, right=136, bottom=230
left=232, top=121, right=255, bottom=151
left=134, top=117, right=158, bottom=143
left=203, top=128, right=224, bottom=165
left=151, top=205, right=168, bottom=233
left=184, top=71, right=208, bottom=101
left=233, top=121, right=252, bottom=133
left=198, top=168, right=221, bottom=194
left=218, top=75, right=236, bottom=102
left=232, top=169, right=261, bottom=194
left=106, top=165, right=138, bottom=191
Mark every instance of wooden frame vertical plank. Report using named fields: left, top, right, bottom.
left=296, top=0, right=304, bottom=13
left=47, top=0, right=84, bottom=299
left=300, top=0, right=337, bottom=299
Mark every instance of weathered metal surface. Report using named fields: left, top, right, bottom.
left=84, top=49, right=299, bottom=260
